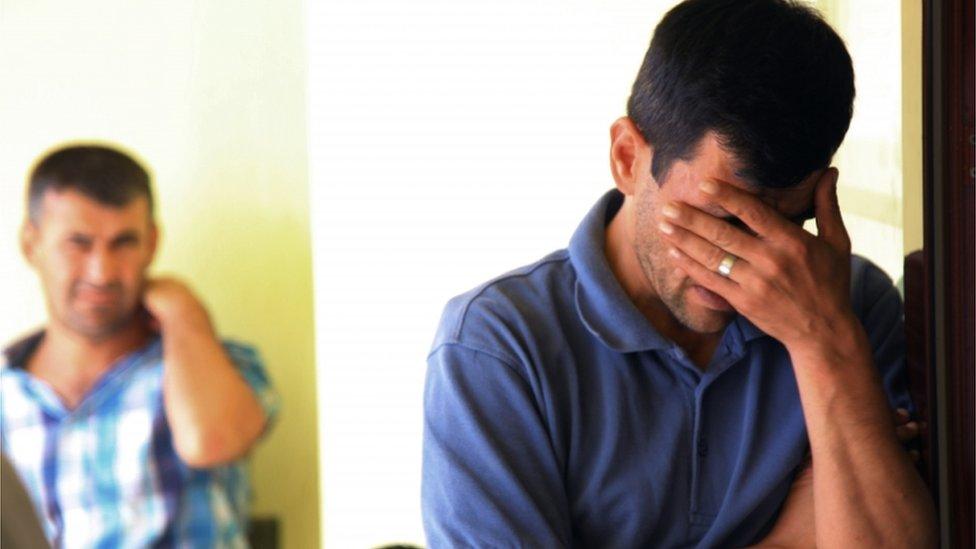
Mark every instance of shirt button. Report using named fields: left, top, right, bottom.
left=698, top=439, right=709, bottom=458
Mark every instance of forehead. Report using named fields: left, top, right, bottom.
left=674, top=132, right=819, bottom=217
left=36, top=189, right=151, bottom=234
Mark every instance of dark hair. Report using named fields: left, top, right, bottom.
left=27, top=144, right=154, bottom=222
left=627, top=0, right=855, bottom=188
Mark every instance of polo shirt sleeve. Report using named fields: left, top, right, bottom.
left=851, top=256, right=914, bottom=414
left=423, top=342, right=571, bottom=548
left=222, top=341, right=281, bottom=431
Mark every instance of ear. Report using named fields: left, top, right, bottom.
left=146, top=222, right=159, bottom=264
left=20, top=221, right=38, bottom=266
left=609, top=117, right=652, bottom=197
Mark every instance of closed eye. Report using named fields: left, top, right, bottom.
left=724, top=206, right=815, bottom=235
left=68, top=234, right=93, bottom=248
left=790, top=207, right=816, bottom=225
left=725, top=216, right=757, bottom=237
left=110, top=232, right=140, bottom=249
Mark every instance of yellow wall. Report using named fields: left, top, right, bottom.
left=816, top=0, right=909, bottom=282
left=0, top=2, right=319, bottom=548
left=901, top=0, right=924, bottom=254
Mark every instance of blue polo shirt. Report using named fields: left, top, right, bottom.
left=422, top=189, right=911, bottom=548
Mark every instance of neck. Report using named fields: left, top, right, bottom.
left=605, top=201, right=722, bottom=368
left=27, top=318, right=151, bottom=408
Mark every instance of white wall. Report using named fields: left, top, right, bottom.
left=308, top=1, right=674, bottom=546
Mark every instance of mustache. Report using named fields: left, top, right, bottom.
left=70, top=281, right=124, bottom=297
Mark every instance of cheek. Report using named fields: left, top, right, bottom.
left=120, top=256, right=150, bottom=290
left=36, top=261, right=77, bottom=308
left=667, top=184, right=708, bottom=211
left=633, top=196, right=678, bottom=272
left=40, top=252, right=77, bottom=284
left=117, top=263, right=141, bottom=286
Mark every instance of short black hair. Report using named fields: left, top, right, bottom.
left=627, top=0, right=855, bottom=188
left=27, top=144, right=154, bottom=223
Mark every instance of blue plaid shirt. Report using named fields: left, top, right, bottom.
left=0, top=333, right=280, bottom=549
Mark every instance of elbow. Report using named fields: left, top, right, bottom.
left=169, top=404, right=269, bottom=468
left=910, top=507, right=940, bottom=549
left=173, top=427, right=251, bottom=468
left=896, top=490, right=940, bottom=549
left=882, top=526, right=938, bottom=549
left=875, top=504, right=940, bottom=549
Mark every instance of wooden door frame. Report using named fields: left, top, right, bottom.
left=922, top=0, right=974, bottom=547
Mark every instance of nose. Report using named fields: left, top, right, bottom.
left=84, top=248, right=119, bottom=285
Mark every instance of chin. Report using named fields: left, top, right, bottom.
left=65, top=309, right=136, bottom=340
left=679, top=313, right=732, bottom=334
left=668, top=297, right=734, bottom=334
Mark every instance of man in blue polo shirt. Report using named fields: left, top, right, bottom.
left=422, top=1, right=937, bottom=547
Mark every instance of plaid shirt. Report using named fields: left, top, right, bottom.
left=0, top=332, right=280, bottom=549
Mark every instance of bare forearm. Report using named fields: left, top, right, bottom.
left=749, top=462, right=816, bottom=549
left=789, top=322, right=936, bottom=548
left=159, top=305, right=266, bottom=467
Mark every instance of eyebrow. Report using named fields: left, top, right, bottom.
left=732, top=170, right=763, bottom=191
left=110, top=230, right=141, bottom=243
left=725, top=166, right=820, bottom=226
left=792, top=206, right=816, bottom=223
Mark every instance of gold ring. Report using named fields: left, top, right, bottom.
left=717, top=253, right=737, bottom=278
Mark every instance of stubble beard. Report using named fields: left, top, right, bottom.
left=58, top=284, right=140, bottom=343
left=633, top=193, right=731, bottom=335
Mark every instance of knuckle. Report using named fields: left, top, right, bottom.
left=743, top=203, right=768, bottom=228
left=838, top=234, right=852, bottom=254
left=764, top=257, right=787, bottom=279
left=783, top=238, right=809, bottom=260
left=783, top=236, right=802, bottom=254
left=708, top=247, right=728, bottom=270
left=739, top=290, right=762, bottom=312
left=712, top=222, right=737, bottom=249
left=752, top=277, right=773, bottom=297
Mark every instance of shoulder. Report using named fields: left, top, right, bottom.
left=216, top=339, right=273, bottom=386
left=848, top=258, right=912, bottom=409
left=217, top=339, right=279, bottom=418
left=219, top=339, right=264, bottom=364
left=849, top=254, right=902, bottom=320
left=431, top=249, right=574, bottom=360
left=1, top=330, right=44, bottom=370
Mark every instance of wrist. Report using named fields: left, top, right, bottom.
left=784, top=312, right=870, bottom=368
left=150, top=295, right=210, bottom=328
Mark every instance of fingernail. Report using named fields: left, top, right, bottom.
left=661, top=204, right=679, bottom=219
left=658, top=221, right=674, bottom=234
left=897, top=408, right=909, bottom=417
left=906, top=422, right=918, bottom=431
left=699, top=180, right=718, bottom=194
left=668, top=248, right=682, bottom=259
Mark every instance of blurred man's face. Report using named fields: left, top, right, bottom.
left=23, top=189, right=156, bottom=341
left=632, top=132, right=819, bottom=334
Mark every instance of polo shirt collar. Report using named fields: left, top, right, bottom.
left=569, top=189, right=768, bottom=354
left=3, top=330, right=44, bottom=369
left=734, top=316, right=766, bottom=342
left=2, top=329, right=162, bottom=418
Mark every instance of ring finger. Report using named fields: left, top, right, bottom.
left=660, top=200, right=765, bottom=264
left=659, top=219, right=754, bottom=284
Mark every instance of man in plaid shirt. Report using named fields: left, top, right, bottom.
left=0, top=144, right=279, bottom=548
